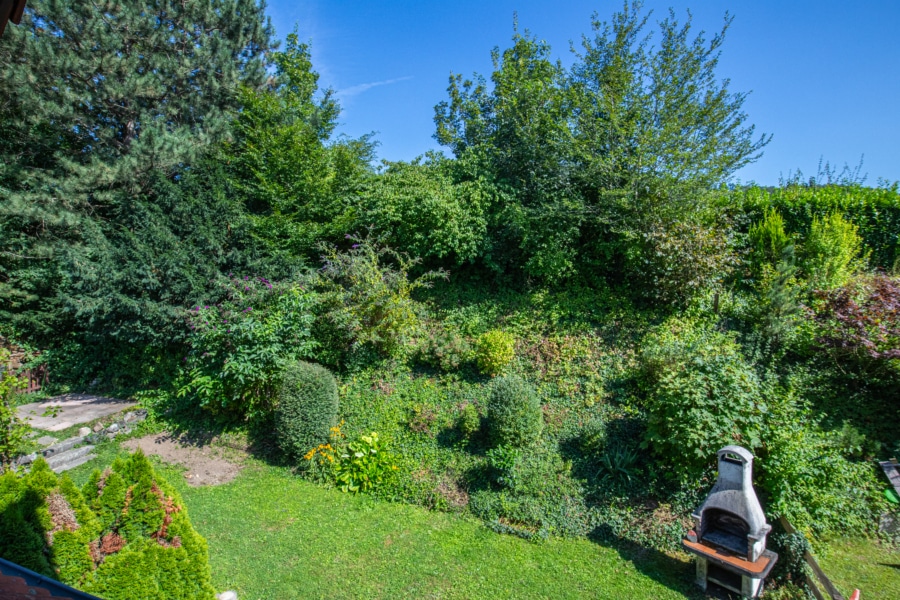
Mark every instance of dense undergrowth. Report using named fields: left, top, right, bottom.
left=1, top=2, right=899, bottom=598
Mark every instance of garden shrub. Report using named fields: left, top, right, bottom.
left=314, top=234, right=447, bottom=359
left=739, top=183, right=900, bottom=270
left=487, top=375, right=542, bottom=448
left=640, top=318, right=766, bottom=482
left=275, top=360, right=339, bottom=461
left=748, top=207, right=790, bottom=273
left=333, top=432, right=397, bottom=494
left=417, top=323, right=472, bottom=371
left=475, top=330, right=515, bottom=376
left=457, top=402, right=481, bottom=439
left=179, top=275, right=318, bottom=420
left=0, top=452, right=214, bottom=599
left=758, top=393, right=882, bottom=537
left=627, top=217, right=735, bottom=307
left=0, top=459, right=100, bottom=581
left=803, top=211, right=867, bottom=291
left=80, top=450, right=215, bottom=600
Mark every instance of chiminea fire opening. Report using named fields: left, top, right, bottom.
left=682, top=446, right=778, bottom=599
left=701, top=509, right=750, bottom=557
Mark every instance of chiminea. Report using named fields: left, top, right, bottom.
left=682, top=446, right=778, bottom=598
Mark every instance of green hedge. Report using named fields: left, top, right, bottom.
left=738, top=184, right=900, bottom=269
left=0, top=452, right=215, bottom=600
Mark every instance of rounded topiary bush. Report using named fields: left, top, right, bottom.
left=275, top=360, right=340, bottom=460
left=487, top=375, right=542, bottom=448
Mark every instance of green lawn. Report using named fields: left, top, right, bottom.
left=141, top=461, right=699, bottom=600
left=817, top=538, right=900, bottom=600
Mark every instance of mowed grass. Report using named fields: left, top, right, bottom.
left=818, top=538, right=900, bottom=600
left=153, top=463, right=699, bottom=600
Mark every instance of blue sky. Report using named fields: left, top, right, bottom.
left=264, top=1, right=899, bottom=186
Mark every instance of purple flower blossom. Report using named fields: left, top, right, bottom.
left=351, top=244, right=360, bottom=249
left=345, top=234, right=352, bottom=239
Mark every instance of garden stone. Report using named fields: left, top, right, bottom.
left=17, top=393, right=137, bottom=432
left=107, top=423, right=119, bottom=433
left=93, top=423, right=104, bottom=432
left=78, top=427, right=91, bottom=437
left=35, top=435, right=57, bottom=447
left=217, top=592, right=238, bottom=600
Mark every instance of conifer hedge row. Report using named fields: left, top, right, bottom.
left=0, top=451, right=215, bottom=600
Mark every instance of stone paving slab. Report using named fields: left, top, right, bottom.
left=17, top=393, right=137, bottom=432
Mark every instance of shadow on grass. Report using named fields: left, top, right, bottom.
left=589, top=525, right=704, bottom=600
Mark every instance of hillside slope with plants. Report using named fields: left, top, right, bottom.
left=1, top=1, right=898, bottom=598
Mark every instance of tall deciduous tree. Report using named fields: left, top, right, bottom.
left=434, top=2, right=769, bottom=297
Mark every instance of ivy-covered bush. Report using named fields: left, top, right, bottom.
left=758, top=393, right=882, bottom=537
left=0, top=452, right=215, bottom=600
left=179, top=275, right=318, bottom=420
left=640, top=318, right=766, bottom=482
left=487, top=375, right=542, bottom=448
left=475, top=330, right=515, bottom=376
left=275, top=360, right=340, bottom=460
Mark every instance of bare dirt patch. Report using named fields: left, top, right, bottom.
left=122, top=432, right=247, bottom=486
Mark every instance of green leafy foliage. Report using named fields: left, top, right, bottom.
left=627, top=217, right=735, bottom=306
left=803, top=212, right=867, bottom=291
left=457, top=403, right=481, bottom=439
left=361, top=158, right=490, bottom=266
left=0, top=349, right=29, bottom=471
left=179, top=275, right=318, bottom=419
left=487, top=375, right=543, bottom=448
left=223, top=33, right=373, bottom=268
left=0, top=0, right=274, bottom=359
left=415, top=322, right=473, bottom=372
left=314, top=234, right=447, bottom=360
left=759, top=393, right=882, bottom=537
left=740, top=183, right=900, bottom=270
left=80, top=451, right=216, bottom=600
left=748, top=207, right=791, bottom=273
left=640, top=318, right=766, bottom=481
left=275, top=361, right=340, bottom=461
left=475, top=330, right=515, bottom=376
left=334, top=432, right=398, bottom=494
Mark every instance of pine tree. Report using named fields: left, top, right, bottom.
left=0, top=0, right=274, bottom=352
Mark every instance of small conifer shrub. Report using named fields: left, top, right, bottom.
left=275, top=360, right=340, bottom=460
left=0, top=452, right=215, bottom=600
left=487, top=375, right=542, bottom=448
